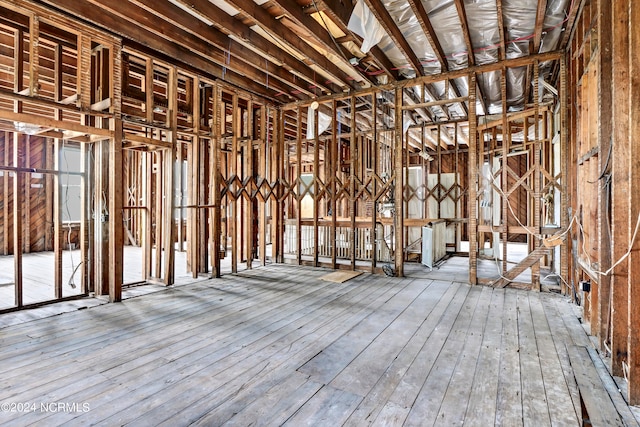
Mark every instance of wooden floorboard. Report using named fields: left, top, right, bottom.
left=0, top=263, right=608, bottom=426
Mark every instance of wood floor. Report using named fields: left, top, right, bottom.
left=0, top=263, right=618, bottom=426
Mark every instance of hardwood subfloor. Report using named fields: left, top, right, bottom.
left=0, top=264, right=605, bottom=426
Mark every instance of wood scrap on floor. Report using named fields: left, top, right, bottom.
left=319, top=270, right=363, bottom=283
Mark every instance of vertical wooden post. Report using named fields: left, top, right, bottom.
left=394, top=87, right=404, bottom=276
left=596, top=0, right=613, bottom=348
left=627, top=0, right=640, bottom=404
left=500, top=68, right=509, bottom=274
left=259, top=106, right=267, bottom=266
left=211, top=83, right=222, bottom=277
left=246, top=101, right=254, bottom=270
left=188, top=77, right=200, bottom=277
left=295, top=107, right=302, bottom=265
left=154, top=151, right=162, bottom=279
left=163, top=67, right=177, bottom=285
left=28, top=14, right=39, bottom=97
left=469, top=73, right=478, bottom=285
left=230, top=93, right=239, bottom=273
left=454, top=122, right=461, bottom=251
left=350, top=96, right=357, bottom=269
left=371, top=94, right=378, bottom=272
left=13, top=133, right=23, bottom=307
left=331, top=101, right=338, bottom=269
left=610, top=0, right=629, bottom=379
left=142, top=151, right=152, bottom=279
left=2, top=133, right=8, bottom=256
left=109, top=119, right=124, bottom=302
left=313, top=106, right=320, bottom=267
left=273, top=108, right=284, bottom=263
left=23, top=136, right=30, bottom=254
left=532, top=61, right=542, bottom=291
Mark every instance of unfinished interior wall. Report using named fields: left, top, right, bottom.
left=0, top=0, right=122, bottom=309
left=565, top=0, right=640, bottom=405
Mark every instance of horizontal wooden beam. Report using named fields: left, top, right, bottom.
left=0, top=110, right=114, bottom=137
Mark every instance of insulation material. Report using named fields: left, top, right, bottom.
left=382, top=0, right=439, bottom=74
left=502, top=0, right=537, bottom=58
left=478, top=70, right=502, bottom=114
left=347, top=0, right=386, bottom=54
left=506, top=66, right=526, bottom=109
left=463, top=0, right=500, bottom=65
left=541, top=0, right=571, bottom=53
left=306, top=107, right=331, bottom=140
left=420, top=0, right=468, bottom=70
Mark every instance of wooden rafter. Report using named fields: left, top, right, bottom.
left=35, top=0, right=283, bottom=101
left=496, top=0, right=507, bottom=61
left=407, top=0, right=446, bottom=68
left=223, top=0, right=359, bottom=91
left=361, top=0, right=425, bottom=76
left=533, top=0, right=549, bottom=53
left=312, top=0, right=398, bottom=81
left=166, top=0, right=339, bottom=95
left=269, top=0, right=374, bottom=87
left=407, top=0, right=467, bottom=118
left=130, top=0, right=318, bottom=97
left=453, top=0, right=475, bottom=67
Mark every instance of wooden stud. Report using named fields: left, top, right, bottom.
left=163, top=67, right=177, bottom=285
left=109, top=119, right=124, bottom=302
left=394, top=87, right=404, bottom=276
left=259, top=105, right=267, bottom=267
left=610, top=0, right=628, bottom=379
left=13, top=133, right=23, bottom=307
left=627, top=0, right=640, bottom=404
left=313, top=106, right=320, bottom=268
left=350, top=96, right=357, bottom=270
left=296, top=107, right=302, bottom=266
left=246, top=101, right=254, bottom=270
left=230, top=93, right=239, bottom=273
left=468, top=73, right=478, bottom=285
left=331, top=100, right=338, bottom=269
left=501, top=68, right=509, bottom=275
left=211, top=83, right=222, bottom=277
left=532, top=61, right=541, bottom=291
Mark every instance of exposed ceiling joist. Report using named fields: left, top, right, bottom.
left=130, top=0, right=313, bottom=98
left=453, top=0, right=475, bottom=67
left=314, top=0, right=399, bottom=82
left=496, top=0, right=507, bottom=61
left=361, top=0, right=425, bottom=76
left=533, top=0, right=549, bottom=53
left=224, top=0, right=360, bottom=92
left=268, top=0, right=375, bottom=86
left=37, top=0, right=283, bottom=101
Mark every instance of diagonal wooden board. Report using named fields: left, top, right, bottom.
left=320, top=270, right=363, bottom=283
left=491, top=245, right=550, bottom=288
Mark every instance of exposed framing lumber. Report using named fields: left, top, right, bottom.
left=393, top=86, right=404, bottom=276
left=468, top=73, right=478, bottom=284
left=211, top=83, right=222, bottom=278
left=283, top=51, right=564, bottom=111
left=596, top=0, right=613, bottom=352
left=34, top=0, right=283, bottom=101
left=496, top=0, right=507, bottom=61
left=109, top=120, right=124, bottom=302
left=269, top=0, right=374, bottom=87
left=610, top=0, right=629, bottom=380
left=627, top=0, right=640, bottom=405
left=361, top=0, right=424, bottom=77
left=453, top=0, right=475, bottom=66
left=313, top=0, right=398, bottom=82
left=533, top=0, right=549, bottom=53
left=223, top=0, right=358, bottom=91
